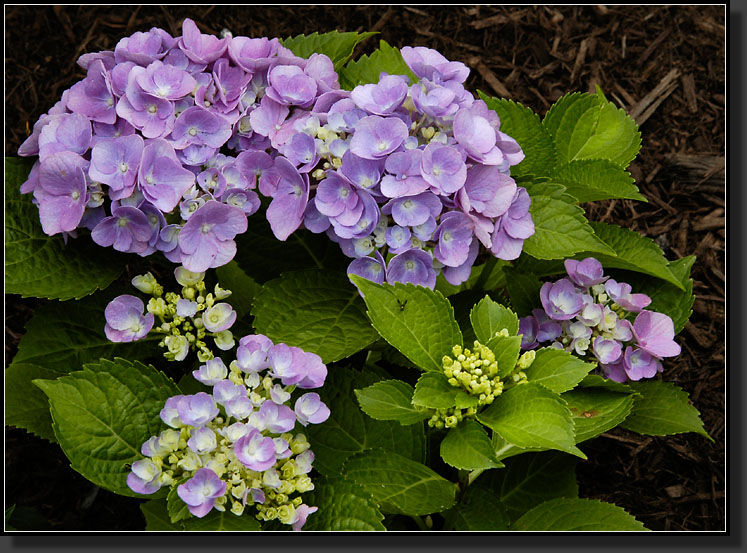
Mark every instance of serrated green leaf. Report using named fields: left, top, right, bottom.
left=33, top=358, right=180, bottom=497
left=342, top=449, right=456, bottom=516
left=470, top=295, right=519, bottom=344
left=251, top=269, right=379, bottom=364
left=550, top=159, right=647, bottom=202
left=511, top=498, right=648, bottom=531
left=620, top=380, right=711, bottom=440
left=5, top=157, right=125, bottom=300
left=12, top=288, right=160, bottom=372
left=485, top=335, right=523, bottom=379
left=478, top=93, right=558, bottom=178
left=522, top=194, right=616, bottom=260
left=503, top=267, right=544, bottom=318
left=350, top=275, right=463, bottom=372
left=338, top=40, right=418, bottom=90
left=562, top=387, right=636, bottom=443
left=440, top=420, right=502, bottom=470
left=477, top=383, right=586, bottom=458
left=306, top=367, right=426, bottom=476
left=523, top=348, right=596, bottom=394
left=587, top=221, right=683, bottom=289
left=302, top=476, right=386, bottom=531
left=412, top=372, right=460, bottom=409
left=141, top=499, right=184, bottom=531
left=182, top=509, right=262, bottom=531
left=448, top=485, right=509, bottom=530
left=281, top=30, right=377, bottom=70
left=4, top=362, right=63, bottom=442
left=579, top=374, right=637, bottom=394
left=354, top=380, right=429, bottom=425
left=476, top=450, right=578, bottom=521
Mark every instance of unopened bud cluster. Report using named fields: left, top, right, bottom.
left=442, top=341, right=504, bottom=406
left=427, top=405, right=478, bottom=429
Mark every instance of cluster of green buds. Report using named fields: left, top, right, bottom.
left=427, top=405, right=478, bottom=429
left=131, top=266, right=237, bottom=363
left=442, top=341, right=504, bottom=407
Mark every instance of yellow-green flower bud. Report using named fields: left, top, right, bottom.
left=183, top=287, right=196, bottom=300
left=277, top=504, right=297, bottom=525
left=295, top=475, right=314, bottom=493
left=214, top=284, right=232, bottom=300
left=230, top=501, right=245, bottom=516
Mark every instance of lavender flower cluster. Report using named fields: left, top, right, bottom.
left=17, top=20, right=533, bottom=288
left=518, top=257, right=681, bottom=383
left=127, top=332, right=329, bottom=529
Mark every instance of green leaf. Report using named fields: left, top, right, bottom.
left=182, top=510, right=262, bottom=531
left=511, top=498, right=648, bottom=531
left=522, top=193, right=616, bottom=260
left=214, top=261, right=261, bottom=320
left=550, top=159, right=647, bottom=202
left=587, top=222, right=683, bottom=289
left=620, top=380, right=711, bottom=440
left=503, top=267, right=544, bottom=318
left=281, top=30, right=377, bottom=70
left=440, top=420, right=502, bottom=470
left=412, top=372, right=460, bottom=409
left=167, top=482, right=193, bottom=523
left=543, top=92, right=641, bottom=169
left=470, top=296, right=519, bottom=344
left=477, top=383, right=586, bottom=459
left=251, top=269, right=379, bottom=363
left=523, top=348, right=596, bottom=394
left=4, top=362, right=63, bottom=442
left=5, top=157, right=125, bottom=300
left=448, top=485, right=509, bottom=530
left=339, top=39, right=418, bottom=90
left=12, top=288, right=160, bottom=372
left=33, top=358, right=180, bottom=497
left=141, top=499, right=184, bottom=531
left=350, top=275, right=463, bottom=372
left=485, top=335, right=523, bottom=379
left=562, top=387, right=636, bottom=443
left=354, top=380, right=429, bottom=425
left=302, top=476, right=386, bottom=531
left=579, top=374, right=637, bottom=394
left=306, top=367, right=426, bottom=476
left=342, top=449, right=457, bottom=516
left=478, top=93, right=558, bottom=178
left=476, top=450, right=578, bottom=521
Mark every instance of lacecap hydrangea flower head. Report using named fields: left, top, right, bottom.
left=518, top=257, right=681, bottom=383
left=127, top=332, right=329, bottom=530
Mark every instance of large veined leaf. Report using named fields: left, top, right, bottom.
left=302, top=476, right=386, bottom=531
left=251, top=269, right=380, bottom=363
left=440, top=420, right=503, bottom=470
left=550, top=159, right=646, bottom=202
left=522, top=348, right=596, bottom=394
left=338, top=39, right=418, bottom=90
left=511, top=498, right=648, bottom=531
left=447, top=485, right=509, bottom=530
left=306, top=367, right=426, bottom=475
left=469, top=295, right=519, bottom=344
left=281, top=30, right=377, bottom=70
left=354, top=379, right=430, bottom=425
left=502, top=267, right=544, bottom=318
left=350, top=275, right=463, bottom=372
left=412, top=372, right=475, bottom=410
left=33, top=358, right=180, bottom=498
left=5, top=157, right=125, bottom=300
left=342, top=449, right=457, bottom=516
left=4, top=362, right=63, bottom=442
left=563, top=387, right=636, bottom=443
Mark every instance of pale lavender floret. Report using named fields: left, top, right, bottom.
left=192, top=357, right=228, bottom=386
left=294, top=393, right=330, bottom=426
left=138, top=138, right=196, bottom=212
left=91, top=119, right=137, bottom=147
left=519, top=316, right=540, bottom=349
left=265, top=64, right=318, bottom=108
left=490, top=188, right=534, bottom=261
left=302, top=201, right=331, bottom=233
left=114, top=29, right=171, bottom=66
left=352, top=236, right=375, bottom=257
left=88, top=135, right=143, bottom=200
left=135, top=59, right=197, bottom=100
left=160, top=395, right=186, bottom=428
left=248, top=96, right=290, bottom=149
left=33, top=151, right=89, bottom=235
left=622, top=346, right=662, bottom=381
left=273, top=437, right=293, bottom=460
left=178, top=18, right=228, bottom=65
left=434, top=211, right=474, bottom=267
left=141, top=434, right=173, bottom=457
left=412, top=217, right=437, bottom=241
left=328, top=188, right=380, bottom=240
left=565, top=257, right=608, bottom=288
left=419, top=143, right=466, bottom=195
left=268, top=344, right=305, bottom=386
left=605, top=279, right=652, bottom=313
left=283, top=132, right=319, bottom=172
left=632, top=311, right=681, bottom=358
left=157, top=223, right=183, bottom=261
left=177, top=467, right=227, bottom=518
left=116, top=68, right=175, bottom=138
left=349, top=115, right=409, bottom=160
left=295, top=450, right=315, bottom=474
left=222, top=188, right=261, bottom=216
left=37, top=113, right=92, bottom=162
left=387, top=248, right=437, bottom=289
left=228, top=36, right=280, bottom=73
left=176, top=392, right=219, bottom=427
left=269, top=384, right=291, bottom=405
left=410, top=79, right=460, bottom=120
left=234, top=428, right=277, bottom=472
left=292, top=505, right=319, bottom=532
left=235, top=150, right=275, bottom=191
left=576, top=296, right=604, bottom=327
left=138, top=201, right=167, bottom=256
left=384, top=191, right=443, bottom=227
left=187, top=426, right=218, bottom=455
left=265, top=156, right=309, bottom=241
left=212, top=379, right=245, bottom=406
left=65, top=59, right=117, bottom=124
left=224, top=395, right=254, bottom=421
left=92, top=205, right=153, bottom=254
left=202, top=302, right=237, bottom=332
left=315, top=172, right=358, bottom=217
left=532, top=308, right=563, bottom=342
left=601, top=359, right=629, bottom=383
left=400, top=46, right=470, bottom=83
left=219, top=422, right=252, bottom=443
left=18, top=114, right=61, bottom=157
left=170, top=106, right=233, bottom=149
left=257, top=400, right=297, bottom=434
left=127, top=459, right=162, bottom=495
left=540, top=278, right=585, bottom=321
left=380, top=150, right=429, bottom=198
left=386, top=224, right=412, bottom=251
left=459, top=164, right=517, bottom=218
left=295, top=350, right=327, bottom=389
left=109, top=61, right=137, bottom=97
left=77, top=50, right=116, bottom=71
left=347, top=251, right=387, bottom=285
left=178, top=200, right=248, bottom=272
left=567, top=321, right=593, bottom=354
left=104, top=294, right=154, bottom=343
left=211, top=58, right=252, bottom=111
left=351, top=74, right=409, bottom=115
left=452, top=101, right=505, bottom=165
left=304, top=53, right=339, bottom=93
left=592, top=336, right=624, bottom=365
left=236, top=334, right=274, bottom=373
left=441, top=238, right=479, bottom=286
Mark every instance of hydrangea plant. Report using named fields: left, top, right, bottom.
left=5, top=24, right=709, bottom=532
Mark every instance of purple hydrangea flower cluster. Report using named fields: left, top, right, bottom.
left=252, top=45, right=532, bottom=289
left=518, top=257, right=681, bottom=383
left=17, top=19, right=339, bottom=273
left=127, top=333, right=328, bottom=529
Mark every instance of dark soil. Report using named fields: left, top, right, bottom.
left=4, top=5, right=726, bottom=531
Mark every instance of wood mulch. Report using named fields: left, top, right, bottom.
left=4, top=6, right=726, bottom=531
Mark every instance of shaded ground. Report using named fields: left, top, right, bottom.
left=4, top=5, right=726, bottom=531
